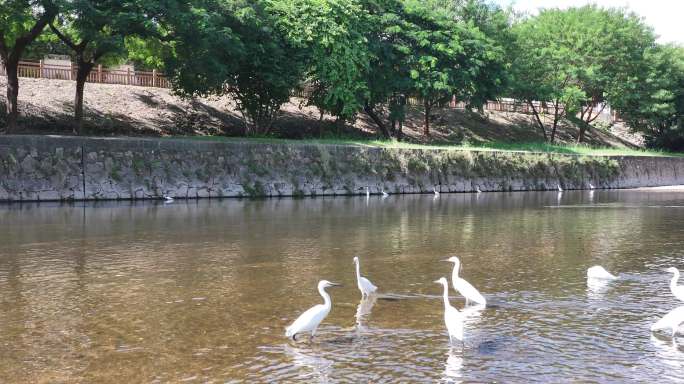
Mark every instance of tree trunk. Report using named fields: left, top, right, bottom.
left=4, top=60, right=19, bottom=133
left=423, top=100, right=431, bottom=136
left=550, top=99, right=560, bottom=143
left=577, top=125, right=587, bottom=143
left=528, top=100, right=547, bottom=141
left=0, top=7, right=57, bottom=133
left=74, top=60, right=95, bottom=135
left=363, top=103, right=391, bottom=138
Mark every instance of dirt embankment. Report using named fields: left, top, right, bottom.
left=0, top=76, right=641, bottom=148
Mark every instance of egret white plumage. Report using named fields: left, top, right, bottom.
left=285, top=280, right=341, bottom=341
left=557, top=184, right=564, bottom=192
left=666, top=267, right=684, bottom=302
left=353, top=256, right=377, bottom=297
left=163, top=195, right=174, bottom=203
left=364, top=186, right=370, bottom=198
left=435, top=277, right=464, bottom=343
left=587, top=266, right=618, bottom=280
left=433, top=186, right=440, bottom=196
left=443, top=256, right=486, bottom=306
left=475, top=186, right=482, bottom=194
left=651, top=305, right=684, bottom=338
left=381, top=189, right=389, bottom=198
left=588, top=183, right=595, bottom=190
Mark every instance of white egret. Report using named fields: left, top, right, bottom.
left=443, top=256, right=486, bottom=306
left=433, top=186, right=440, bottom=196
left=435, top=277, right=464, bottom=343
left=163, top=195, right=174, bottom=203
left=589, top=183, right=595, bottom=190
left=353, top=256, right=378, bottom=297
left=381, top=189, right=389, bottom=198
left=475, top=186, right=482, bottom=194
left=557, top=184, right=564, bottom=192
left=587, top=266, right=618, bottom=280
left=651, top=305, right=684, bottom=338
left=666, top=267, right=684, bottom=302
left=364, top=186, right=370, bottom=198
left=285, top=280, right=341, bottom=341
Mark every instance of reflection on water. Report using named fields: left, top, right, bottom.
left=442, top=348, right=464, bottom=383
left=355, top=295, right=377, bottom=331
left=1, top=190, right=684, bottom=382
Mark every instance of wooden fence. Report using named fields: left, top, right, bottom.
left=292, top=88, right=565, bottom=116
left=0, top=60, right=170, bottom=88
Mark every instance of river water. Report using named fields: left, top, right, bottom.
left=1, top=190, right=683, bottom=383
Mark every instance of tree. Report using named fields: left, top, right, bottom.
left=50, top=0, right=153, bottom=134
left=403, top=0, right=500, bottom=136
left=0, top=0, right=58, bottom=132
left=509, top=6, right=656, bottom=143
left=612, top=44, right=684, bottom=151
left=509, top=9, right=588, bottom=142
left=267, top=0, right=371, bottom=127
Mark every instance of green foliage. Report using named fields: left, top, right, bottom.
left=611, top=44, right=684, bottom=151
left=267, top=0, right=370, bottom=120
left=509, top=5, right=656, bottom=142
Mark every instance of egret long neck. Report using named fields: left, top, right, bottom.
left=355, top=260, right=361, bottom=281
left=319, top=285, right=332, bottom=308
left=452, top=261, right=460, bottom=282
left=441, top=282, right=451, bottom=309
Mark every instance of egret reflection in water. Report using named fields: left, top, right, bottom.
left=442, top=347, right=465, bottom=383
left=355, top=294, right=378, bottom=331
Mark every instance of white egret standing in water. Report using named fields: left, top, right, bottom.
left=666, top=267, right=684, bottom=302
left=364, top=186, right=370, bottom=198
left=353, top=256, right=378, bottom=297
left=381, top=189, right=389, bottom=198
left=587, top=266, right=618, bottom=280
left=475, top=186, right=482, bottom=194
left=435, top=277, right=464, bottom=343
left=589, top=183, right=595, bottom=190
left=557, top=184, right=564, bottom=192
left=443, top=256, right=486, bottom=306
left=651, top=306, right=684, bottom=339
left=163, top=195, right=174, bottom=203
left=286, top=280, right=341, bottom=341
left=433, top=186, right=440, bottom=196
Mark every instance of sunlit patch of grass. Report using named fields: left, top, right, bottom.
left=175, top=136, right=682, bottom=157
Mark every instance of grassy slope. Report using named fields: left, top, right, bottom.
left=3, top=76, right=676, bottom=157
left=182, top=136, right=682, bottom=157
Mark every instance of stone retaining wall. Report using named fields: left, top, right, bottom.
left=0, top=135, right=682, bottom=201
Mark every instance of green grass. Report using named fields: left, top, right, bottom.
left=172, top=135, right=683, bottom=157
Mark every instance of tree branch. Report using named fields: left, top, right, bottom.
left=587, top=103, right=607, bottom=123
left=12, top=7, right=57, bottom=58
left=49, top=23, right=79, bottom=52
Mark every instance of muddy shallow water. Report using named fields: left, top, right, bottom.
left=1, top=190, right=683, bottom=383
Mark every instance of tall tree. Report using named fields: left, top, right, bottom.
left=612, top=44, right=684, bottom=151
left=509, top=6, right=655, bottom=143
left=267, top=0, right=371, bottom=126
left=50, top=0, right=153, bottom=134
left=509, top=8, right=588, bottom=143
left=0, top=0, right=58, bottom=132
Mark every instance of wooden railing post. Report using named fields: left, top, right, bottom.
left=152, top=69, right=157, bottom=88
left=38, top=60, right=43, bottom=78
left=126, top=68, right=130, bottom=85
left=97, top=64, right=102, bottom=83
left=69, top=61, right=73, bottom=80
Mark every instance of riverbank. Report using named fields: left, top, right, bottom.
left=1, top=76, right=643, bottom=147
left=1, top=135, right=683, bottom=202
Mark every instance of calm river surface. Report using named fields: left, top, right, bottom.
left=1, top=190, right=684, bottom=383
